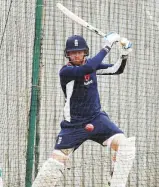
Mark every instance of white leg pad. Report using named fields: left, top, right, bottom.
left=110, top=137, right=136, bottom=187
left=32, top=158, right=64, bottom=187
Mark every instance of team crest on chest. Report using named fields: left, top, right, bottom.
left=84, top=74, right=93, bottom=85
left=84, top=74, right=90, bottom=81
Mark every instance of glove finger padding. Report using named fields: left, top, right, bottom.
left=118, top=38, right=133, bottom=58
left=103, top=32, right=121, bottom=48
left=120, top=37, right=132, bottom=49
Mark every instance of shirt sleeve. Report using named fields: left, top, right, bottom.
left=96, top=63, right=113, bottom=70
left=60, top=48, right=111, bottom=77
left=96, top=57, right=127, bottom=75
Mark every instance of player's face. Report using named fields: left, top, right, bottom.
left=68, top=50, right=85, bottom=65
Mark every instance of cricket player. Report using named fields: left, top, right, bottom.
left=32, top=32, right=136, bottom=187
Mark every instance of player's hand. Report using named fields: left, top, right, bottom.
left=119, top=38, right=132, bottom=58
left=120, top=37, right=132, bottom=49
left=104, top=32, right=121, bottom=47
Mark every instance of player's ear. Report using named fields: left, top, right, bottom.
left=64, top=49, right=69, bottom=58
left=84, top=49, right=89, bottom=56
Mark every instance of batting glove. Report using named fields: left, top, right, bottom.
left=103, top=32, right=121, bottom=48
left=119, top=38, right=132, bottom=59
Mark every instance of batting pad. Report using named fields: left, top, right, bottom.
left=32, top=158, right=64, bottom=187
left=110, top=137, right=136, bottom=187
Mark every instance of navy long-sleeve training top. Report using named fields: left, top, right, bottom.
left=59, top=48, right=127, bottom=125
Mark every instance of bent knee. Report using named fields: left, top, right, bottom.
left=52, top=150, right=69, bottom=164
left=110, top=134, right=126, bottom=151
left=111, top=135, right=136, bottom=153
left=52, top=149, right=73, bottom=165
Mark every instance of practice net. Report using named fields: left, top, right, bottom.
left=0, top=0, right=159, bottom=187
left=0, top=0, right=35, bottom=187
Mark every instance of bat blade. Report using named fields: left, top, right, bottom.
left=56, top=3, right=105, bottom=37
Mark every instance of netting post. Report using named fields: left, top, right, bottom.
left=25, top=0, right=43, bottom=187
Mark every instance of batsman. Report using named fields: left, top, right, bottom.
left=32, top=32, right=136, bottom=187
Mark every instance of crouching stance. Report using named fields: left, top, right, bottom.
left=32, top=135, right=135, bottom=187
left=32, top=32, right=135, bottom=187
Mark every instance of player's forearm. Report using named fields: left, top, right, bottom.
left=96, top=63, right=113, bottom=70
left=115, top=57, right=127, bottom=74
left=96, top=56, right=127, bottom=75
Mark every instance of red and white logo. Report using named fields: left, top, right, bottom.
left=84, top=74, right=90, bottom=81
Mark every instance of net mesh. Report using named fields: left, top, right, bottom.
left=0, top=0, right=159, bottom=186
left=0, top=0, right=35, bottom=186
